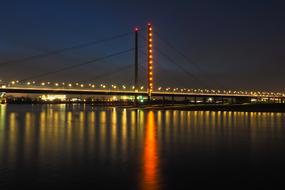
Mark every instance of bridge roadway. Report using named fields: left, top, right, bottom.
left=0, top=86, right=283, bottom=99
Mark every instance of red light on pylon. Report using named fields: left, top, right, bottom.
left=134, top=27, right=139, bottom=31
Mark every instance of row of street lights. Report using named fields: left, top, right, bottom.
left=2, top=80, right=285, bottom=97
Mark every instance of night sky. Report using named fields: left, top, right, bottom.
left=0, top=0, right=284, bottom=91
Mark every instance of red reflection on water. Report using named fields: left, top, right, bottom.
left=141, top=111, right=160, bottom=190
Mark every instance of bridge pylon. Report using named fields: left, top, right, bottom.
left=134, top=27, right=139, bottom=91
left=147, top=23, right=153, bottom=99
left=134, top=27, right=139, bottom=104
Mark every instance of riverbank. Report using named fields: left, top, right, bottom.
left=140, top=103, right=285, bottom=112
left=2, top=102, right=285, bottom=112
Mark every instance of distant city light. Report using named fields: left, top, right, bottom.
left=41, top=95, right=66, bottom=101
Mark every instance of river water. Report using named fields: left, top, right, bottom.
left=0, top=104, right=285, bottom=189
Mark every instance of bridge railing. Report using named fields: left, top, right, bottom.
left=1, top=80, right=285, bottom=98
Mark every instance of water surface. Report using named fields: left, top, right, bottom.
left=0, top=104, right=285, bottom=189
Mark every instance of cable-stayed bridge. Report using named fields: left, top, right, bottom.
left=0, top=23, right=284, bottom=104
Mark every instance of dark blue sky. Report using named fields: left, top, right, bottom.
left=0, top=0, right=284, bottom=91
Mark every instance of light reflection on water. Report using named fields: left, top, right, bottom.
left=0, top=104, right=285, bottom=189
left=141, top=112, right=160, bottom=190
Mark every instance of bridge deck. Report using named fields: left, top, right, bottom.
left=0, top=86, right=282, bottom=99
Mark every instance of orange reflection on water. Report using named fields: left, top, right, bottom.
left=141, top=111, right=160, bottom=190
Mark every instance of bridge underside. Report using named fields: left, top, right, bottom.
left=0, top=87, right=281, bottom=100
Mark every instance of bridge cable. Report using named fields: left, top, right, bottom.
left=156, top=48, right=211, bottom=89
left=137, top=33, right=212, bottom=89
left=79, top=63, right=133, bottom=84
left=19, top=48, right=134, bottom=82
left=0, top=32, right=132, bottom=67
left=137, top=44, right=208, bottom=88
left=137, top=48, right=184, bottom=88
left=153, top=32, right=226, bottom=89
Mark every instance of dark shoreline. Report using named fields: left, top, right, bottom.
left=2, top=102, right=285, bottom=113
left=142, top=103, right=285, bottom=112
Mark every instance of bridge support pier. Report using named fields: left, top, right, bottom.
left=171, top=96, right=175, bottom=105
left=230, top=97, right=234, bottom=104
left=134, top=95, right=137, bottom=106
left=184, top=96, right=188, bottom=104
left=148, top=95, right=151, bottom=103
left=162, top=96, right=166, bottom=105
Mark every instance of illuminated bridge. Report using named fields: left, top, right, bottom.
left=0, top=23, right=284, bottom=104
left=1, top=82, right=284, bottom=103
